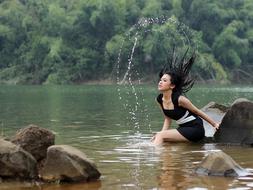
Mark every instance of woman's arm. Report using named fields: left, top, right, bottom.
left=161, top=116, right=172, bottom=131
left=151, top=102, right=172, bottom=142
left=156, top=100, right=172, bottom=130
left=178, top=96, right=220, bottom=129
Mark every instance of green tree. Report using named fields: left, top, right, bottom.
left=212, top=21, right=249, bottom=69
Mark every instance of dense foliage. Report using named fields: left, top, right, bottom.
left=0, top=0, right=252, bottom=84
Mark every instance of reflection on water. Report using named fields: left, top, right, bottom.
left=0, top=85, right=253, bottom=189
left=0, top=181, right=102, bottom=190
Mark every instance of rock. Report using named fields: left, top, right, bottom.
left=0, top=139, right=37, bottom=179
left=195, top=151, right=248, bottom=177
left=202, top=101, right=228, bottom=113
left=0, top=136, right=10, bottom=141
left=40, top=145, right=101, bottom=182
left=214, top=99, right=253, bottom=146
left=232, top=98, right=251, bottom=105
left=11, top=124, right=55, bottom=161
left=201, top=102, right=228, bottom=137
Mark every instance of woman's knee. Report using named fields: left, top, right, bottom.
left=160, top=130, right=187, bottom=141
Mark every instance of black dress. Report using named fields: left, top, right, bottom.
left=156, top=92, right=205, bottom=142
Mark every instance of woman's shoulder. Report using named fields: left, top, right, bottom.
left=178, top=95, right=192, bottom=107
left=156, top=94, right=163, bottom=104
left=172, top=91, right=182, bottom=106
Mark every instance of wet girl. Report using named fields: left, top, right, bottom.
left=152, top=51, right=220, bottom=145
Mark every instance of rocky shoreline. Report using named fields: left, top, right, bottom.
left=0, top=125, right=101, bottom=183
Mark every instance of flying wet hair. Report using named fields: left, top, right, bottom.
left=159, top=48, right=196, bottom=94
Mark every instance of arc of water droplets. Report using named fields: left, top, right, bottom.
left=116, top=16, right=197, bottom=135
left=115, top=16, right=198, bottom=189
left=135, top=16, right=195, bottom=49
left=116, top=36, right=141, bottom=132
left=122, top=36, right=142, bottom=132
left=120, top=36, right=138, bottom=85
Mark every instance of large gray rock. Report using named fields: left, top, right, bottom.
left=201, top=102, right=228, bottom=137
left=195, top=151, right=248, bottom=177
left=214, top=99, right=253, bottom=145
left=40, top=145, right=101, bottom=182
left=12, top=124, right=55, bottom=161
left=0, top=139, right=37, bottom=179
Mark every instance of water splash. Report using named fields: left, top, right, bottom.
left=115, top=16, right=197, bottom=135
left=114, top=16, right=198, bottom=188
left=1, top=121, right=5, bottom=137
left=120, top=36, right=139, bottom=85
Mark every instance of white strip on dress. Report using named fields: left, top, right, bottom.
left=176, top=110, right=196, bottom=125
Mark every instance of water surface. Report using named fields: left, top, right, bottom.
left=0, top=85, right=253, bottom=190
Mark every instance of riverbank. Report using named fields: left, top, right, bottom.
left=0, top=78, right=230, bottom=85
left=0, top=75, right=251, bottom=86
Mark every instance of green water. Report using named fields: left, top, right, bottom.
left=0, top=85, right=253, bottom=190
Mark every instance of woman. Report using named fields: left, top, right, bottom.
left=152, top=51, right=220, bottom=145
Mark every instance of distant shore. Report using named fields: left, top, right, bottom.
left=0, top=78, right=251, bottom=86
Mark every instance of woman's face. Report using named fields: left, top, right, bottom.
left=158, top=74, right=175, bottom=92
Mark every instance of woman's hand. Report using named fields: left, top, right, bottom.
left=151, top=133, right=157, bottom=142
left=213, top=122, right=220, bottom=131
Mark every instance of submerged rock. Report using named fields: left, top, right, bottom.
left=0, top=139, right=37, bottom=179
left=214, top=99, right=253, bottom=146
left=195, top=151, right=247, bottom=177
left=40, top=145, right=101, bottom=182
left=11, top=124, right=55, bottom=161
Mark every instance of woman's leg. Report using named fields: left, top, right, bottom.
left=152, top=129, right=189, bottom=145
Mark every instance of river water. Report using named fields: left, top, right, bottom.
left=0, top=85, right=253, bottom=190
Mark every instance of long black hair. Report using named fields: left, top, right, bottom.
left=159, top=48, right=196, bottom=94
